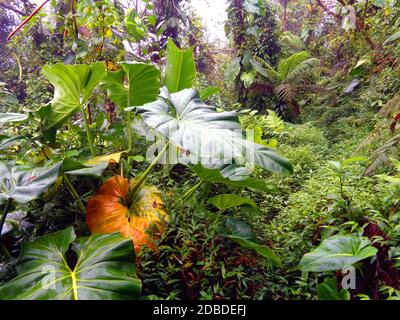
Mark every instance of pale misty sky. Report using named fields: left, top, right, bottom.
left=189, top=0, right=228, bottom=44
left=31, top=0, right=229, bottom=44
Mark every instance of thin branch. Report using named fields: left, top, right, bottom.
left=315, top=0, right=343, bottom=20
left=6, top=0, right=50, bottom=42
left=0, top=3, right=25, bottom=15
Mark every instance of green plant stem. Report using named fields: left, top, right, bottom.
left=0, top=198, right=12, bottom=241
left=81, top=103, right=96, bottom=157
left=63, top=175, right=86, bottom=213
left=130, top=142, right=169, bottom=201
left=127, top=111, right=133, bottom=153
left=182, top=180, right=204, bottom=202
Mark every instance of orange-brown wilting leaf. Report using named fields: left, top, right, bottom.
left=85, top=152, right=124, bottom=166
left=105, top=60, right=119, bottom=71
left=86, top=175, right=168, bottom=252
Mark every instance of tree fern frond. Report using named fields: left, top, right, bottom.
left=275, top=83, right=295, bottom=104
left=379, top=95, right=400, bottom=118
left=286, top=58, right=320, bottom=82
left=355, top=119, right=391, bottom=153
left=265, top=109, right=285, bottom=133
left=280, top=32, right=306, bottom=51
left=365, top=148, right=393, bottom=176
left=278, top=51, right=310, bottom=80
left=365, top=133, right=400, bottom=176
left=224, top=57, right=241, bottom=86
left=248, top=81, right=274, bottom=95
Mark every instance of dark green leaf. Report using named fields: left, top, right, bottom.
left=164, top=38, right=196, bottom=93
left=102, top=62, right=160, bottom=109
left=222, top=218, right=281, bottom=266
left=41, top=62, right=106, bottom=130
left=0, top=227, right=141, bottom=300
left=317, top=277, right=350, bottom=300
left=136, top=87, right=293, bottom=180
left=208, top=194, right=257, bottom=211
left=191, top=164, right=275, bottom=192
left=199, top=86, right=220, bottom=100
left=299, top=235, right=378, bottom=272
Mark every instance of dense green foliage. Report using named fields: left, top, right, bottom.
left=1, top=0, right=400, bottom=301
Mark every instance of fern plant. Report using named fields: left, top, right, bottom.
left=358, top=95, right=400, bottom=176
left=249, top=51, right=319, bottom=118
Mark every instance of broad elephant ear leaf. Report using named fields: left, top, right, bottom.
left=299, top=235, right=378, bottom=272
left=40, top=62, right=106, bottom=131
left=0, top=162, right=62, bottom=205
left=134, top=87, right=293, bottom=180
left=102, top=62, right=161, bottom=109
left=0, top=227, right=141, bottom=300
left=164, top=38, right=196, bottom=93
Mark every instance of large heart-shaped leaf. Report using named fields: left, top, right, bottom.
left=164, top=38, right=196, bottom=93
left=0, top=227, right=141, bottom=300
left=86, top=175, right=169, bottom=252
left=299, top=235, right=378, bottom=272
left=0, top=162, right=62, bottom=205
left=102, top=62, right=161, bottom=109
left=134, top=87, right=293, bottom=180
left=41, top=62, right=106, bottom=130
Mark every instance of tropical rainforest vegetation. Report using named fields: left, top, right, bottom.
left=0, top=0, right=400, bottom=301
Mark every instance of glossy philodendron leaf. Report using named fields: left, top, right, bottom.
left=164, top=38, right=196, bottom=93
left=0, top=227, right=141, bottom=300
left=135, top=87, right=293, bottom=180
left=41, top=62, right=105, bottom=131
left=208, top=194, right=257, bottom=211
left=299, top=235, right=378, bottom=272
left=0, top=113, right=29, bottom=123
left=191, top=164, right=276, bottom=192
left=317, top=277, right=350, bottom=300
left=0, top=162, right=62, bottom=205
left=223, top=218, right=281, bottom=266
left=102, top=62, right=161, bottom=109
left=86, top=176, right=169, bottom=252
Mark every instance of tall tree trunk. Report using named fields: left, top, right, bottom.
left=283, top=3, right=288, bottom=31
